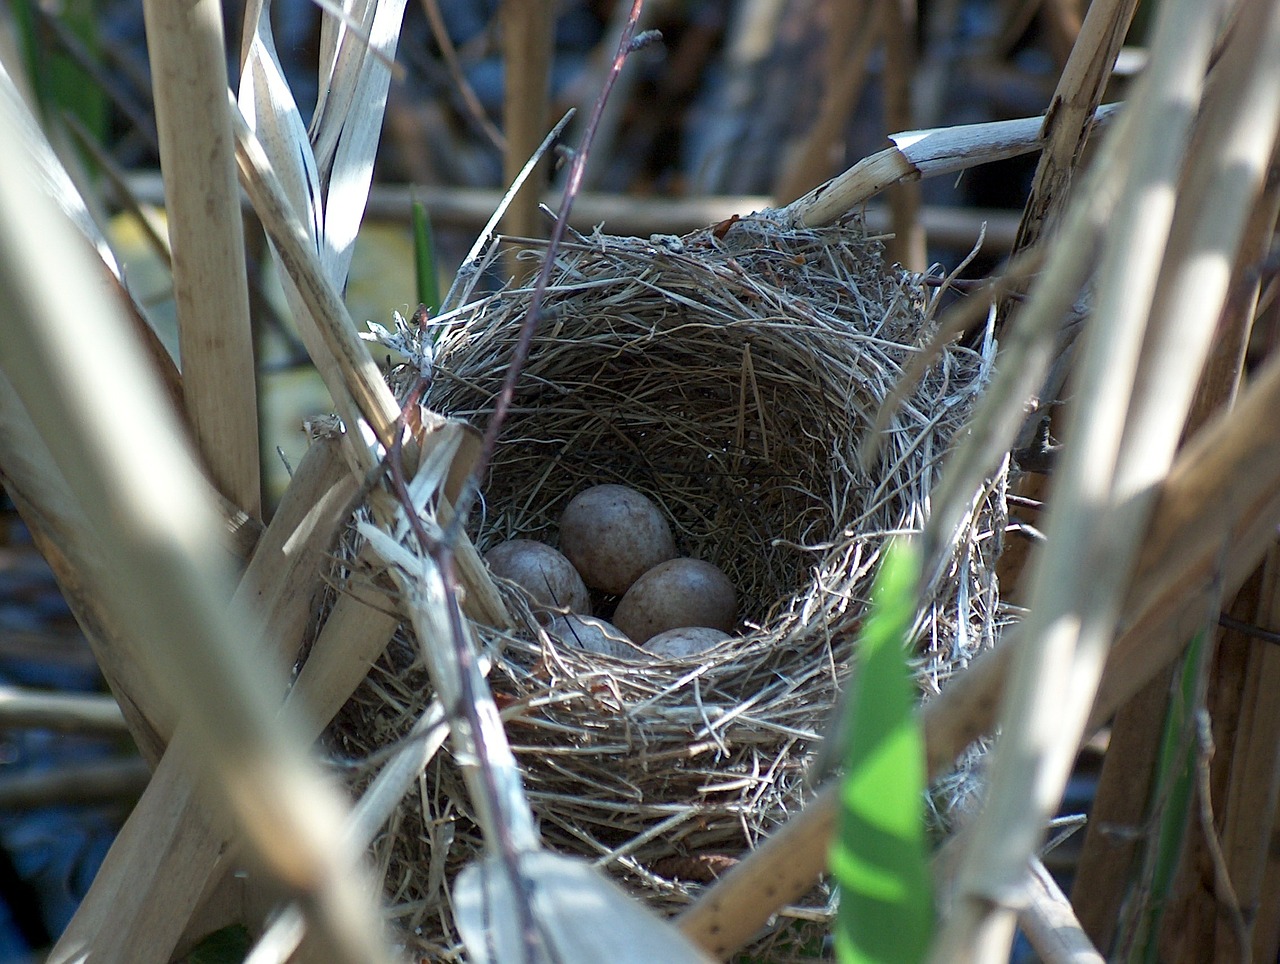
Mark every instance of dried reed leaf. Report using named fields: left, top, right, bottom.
left=240, top=0, right=325, bottom=244
left=142, top=0, right=260, bottom=520
left=233, top=102, right=400, bottom=461
left=455, top=851, right=714, bottom=963
left=308, top=0, right=411, bottom=282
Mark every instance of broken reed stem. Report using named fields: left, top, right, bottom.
left=783, top=106, right=1119, bottom=230
left=1009, top=0, right=1141, bottom=256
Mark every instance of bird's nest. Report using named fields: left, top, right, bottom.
left=325, top=213, right=1005, bottom=955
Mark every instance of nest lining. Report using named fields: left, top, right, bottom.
left=325, top=213, right=1005, bottom=953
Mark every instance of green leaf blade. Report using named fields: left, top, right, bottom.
left=831, top=539, right=933, bottom=964
left=412, top=197, right=441, bottom=317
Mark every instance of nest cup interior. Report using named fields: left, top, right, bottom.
left=331, top=215, right=1001, bottom=949
left=431, top=218, right=936, bottom=633
left=444, top=296, right=863, bottom=629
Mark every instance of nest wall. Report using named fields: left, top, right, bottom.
left=326, top=215, right=1004, bottom=952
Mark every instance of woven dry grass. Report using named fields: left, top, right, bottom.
left=325, top=212, right=1005, bottom=954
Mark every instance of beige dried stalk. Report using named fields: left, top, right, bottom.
left=933, top=0, right=1226, bottom=952
left=45, top=440, right=367, bottom=964
left=142, top=0, right=260, bottom=520
left=0, top=89, right=390, bottom=964
left=1010, top=0, right=1141, bottom=255
left=1074, top=4, right=1280, bottom=946
left=501, top=0, right=555, bottom=276
left=882, top=0, right=925, bottom=270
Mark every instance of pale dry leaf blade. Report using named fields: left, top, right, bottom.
left=311, top=0, right=379, bottom=174
left=455, top=851, right=715, bottom=964
left=240, top=4, right=325, bottom=246
left=319, top=0, right=410, bottom=282
left=1, top=60, right=121, bottom=279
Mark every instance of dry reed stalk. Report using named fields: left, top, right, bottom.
left=141, top=0, right=260, bottom=520
left=773, top=0, right=881, bottom=204
left=47, top=437, right=366, bottom=964
left=0, top=687, right=127, bottom=736
left=0, top=96, right=390, bottom=964
left=679, top=339, right=1280, bottom=958
left=915, top=97, right=1129, bottom=577
left=1150, top=606, right=1249, bottom=962
left=1020, top=858, right=1104, bottom=964
left=882, top=0, right=924, bottom=270
left=933, top=0, right=1231, bottom=948
left=53, top=733, right=239, bottom=964
left=0, top=71, right=252, bottom=763
left=0, top=757, right=151, bottom=810
left=1073, top=32, right=1280, bottom=950
left=783, top=105, right=1118, bottom=230
left=500, top=0, right=555, bottom=275
left=1009, top=0, right=1139, bottom=256
left=1151, top=86, right=1280, bottom=963
left=124, top=171, right=1027, bottom=252
left=178, top=446, right=476, bottom=954
left=0, top=374, right=171, bottom=764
